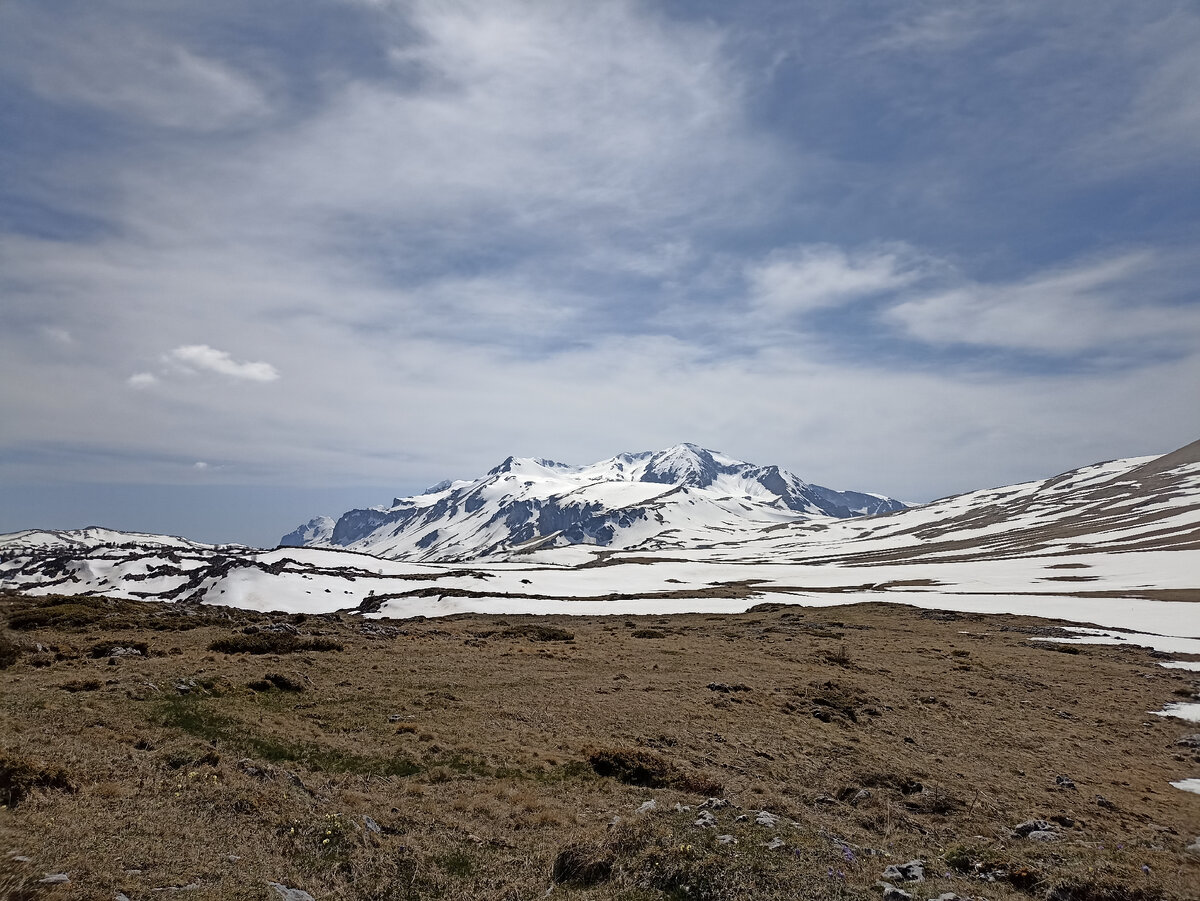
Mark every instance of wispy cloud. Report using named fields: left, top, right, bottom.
left=747, top=245, right=926, bottom=316
left=884, top=252, right=1200, bottom=356
left=164, top=346, right=280, bottom=382
left=4, top=8, right=271, bottom=132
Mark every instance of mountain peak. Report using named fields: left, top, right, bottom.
left=281, top=444, right=907, bottom=560
left=640, top=444, right=728, bottom=487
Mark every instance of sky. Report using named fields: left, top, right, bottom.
left=2, top=0, right=1199, bottom=546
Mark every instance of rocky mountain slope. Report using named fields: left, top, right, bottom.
left=281, top=443, right=906, bottom=562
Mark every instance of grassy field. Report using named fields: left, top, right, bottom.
left=1, top=591, right=1197, bottom=900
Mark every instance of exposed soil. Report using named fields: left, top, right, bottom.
left=0, top=592, right=1197, bottom=900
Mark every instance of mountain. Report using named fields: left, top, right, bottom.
left=691, top=437, right=1200, bottom=566
left=280, top=443, right=907, bottom=561
left=279, top=516, right=335, bottom=547
left=1, top=440, right=1197, bottom=638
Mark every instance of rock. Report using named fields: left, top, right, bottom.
left=1174, top=734, right=1200, bottom=748
left=110, top=646, right=143, bottom=657
left=852, top=789, right=872, bottom=806
left=1187, top=836, right=1200, bottom=854
left=362, top=815, right=382, bottom=834
left=694, top=811, right=717, bottom=828
left=699, top=797, right=731, bottom=809
left=716, top=834, right=736, bottom=845
left=637, top=799, right=658, bottom=813
left=1055, top=775, right=1076, bottom=789
left=927, top=894, right=960, bottom=901
left=1095, top=795, right=1118, bottom=810
left=1027, top=830, right=1059, bottom=841
left=881, top=860, right=925, bottom=882
left=39, top=874, right=70, bottom=884
left=285, top=770, right=314, bottom=795
left=117, top=894, right=132, bottom=901
left=814, top=794, right=838, bottom=805
left=237, top=758, right=274, bottom=780
left=876, top=882, right=914, bottom=901
left=755, top=810, right=780, bottom=827
left=764, top=837, right=786, bottom=850
left=1013, top=819, right=1055, bottom=837
left=672, top=802, right=691, bottom=812
left=269, top=883, right=316, bottom=901
left=1049, top=815, right=1076, bottom=828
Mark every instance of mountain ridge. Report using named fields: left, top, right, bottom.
left=281, top=443, right=906, bottom=561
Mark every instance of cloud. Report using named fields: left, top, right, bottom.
left=193, top=461, right=209, bottom=470
left=5, top=8, right=271, bottom=131
left=884, top=251, right=1200, bottom=355
left=746, top=245, right=926, bottom=316
left=165, top=346, right=280, bottom=382
left=0, top=0, right=1198, bottom=544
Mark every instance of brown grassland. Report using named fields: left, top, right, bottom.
left=0, top=591, right=1198, bottom=900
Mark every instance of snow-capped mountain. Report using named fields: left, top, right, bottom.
left=1, top=440, right=1197, bottom=640
left=281, top=443, right=906, bottom=562
left=279, top=516, right=335, bottom=547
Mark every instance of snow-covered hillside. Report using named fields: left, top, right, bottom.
left=280, top=443, right=906, bottom=561
left=0, top=527, right=218, bottom=553
left=2, top=439, right=1198, bottom=645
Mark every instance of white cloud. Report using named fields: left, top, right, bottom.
left=165, top=345, right=280, bottom=382
left=1, top=0, right=1198, bottom=528
left=193, top=461, right=209, bottom=470
left=747, top=245, right=924, bottom=316
left=885, top=251, right=1200, bottom=354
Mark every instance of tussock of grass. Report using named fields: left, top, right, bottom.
left=7, top=599, right=112, bottom=631
left=208, top=633, right=343, bottom=654
left=0, top=751, right=74, bottom=807
left=498, top=624, right=574, bottom=642
left=586, top=746, right=722, bottom=795
left=551, top=841, right=613, bottom=886
left=0, top=631, right=19, bottom=668
left=247, top=673, right=306, bottom=693
left=631, top=628, right=666, bottom=639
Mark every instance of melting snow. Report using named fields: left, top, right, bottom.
left=1152, top=703, right=1200, bottom=724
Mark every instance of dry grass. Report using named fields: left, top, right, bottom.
left=0, top=593, right=1197, bottom=900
